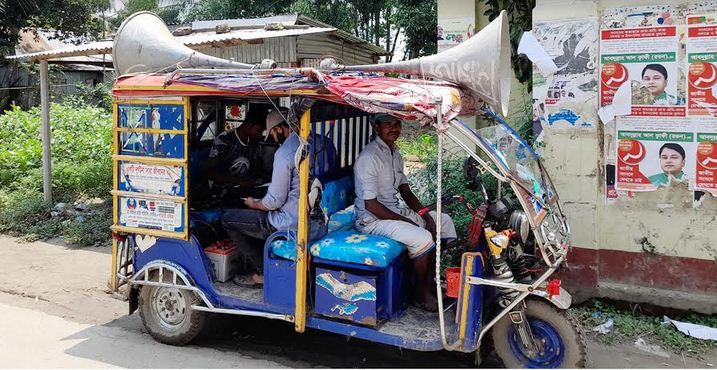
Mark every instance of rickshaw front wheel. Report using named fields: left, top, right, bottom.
left=490, top=299, right=587, bottom=368
left=139, top=283, right=206, bottom=346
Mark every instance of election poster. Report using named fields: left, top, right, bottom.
left=687, top=14, right=717, bottom=195
left=616, top=117, right=695, bottom=191
left=532, top=18, right=599, bottom=131
left=600, top=25, right=685, bottom=114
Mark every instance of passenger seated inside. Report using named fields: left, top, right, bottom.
left=206, top=108, right=268, bottom=207
left=222, top=107, right=328, bottom=288
left=353, top=113, right=457, bottom=312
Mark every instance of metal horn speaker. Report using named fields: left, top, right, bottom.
left=113, top=11, right=255, bottom=75
left=326, top=10, right=512, bottom=116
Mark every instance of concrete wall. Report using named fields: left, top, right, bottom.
left=533, top=0, right=717, bottom=313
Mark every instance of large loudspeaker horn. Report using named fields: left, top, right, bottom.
left=113, top=12, right=254, bottom=75
left=338, top=10, right=512, bottom=116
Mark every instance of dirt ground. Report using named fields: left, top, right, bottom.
left=0, top=235, right=715, bottom=368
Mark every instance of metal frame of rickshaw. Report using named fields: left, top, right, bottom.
left=112, top=70, right=572, bottom=354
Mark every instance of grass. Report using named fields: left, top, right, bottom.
left=573, top=299, right=717, bottom=356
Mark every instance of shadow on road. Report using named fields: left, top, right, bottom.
left=60, top=313, right=494, bottom=368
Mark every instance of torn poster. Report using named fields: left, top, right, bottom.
left=600, top=25, right=686, bottom=115
left=532, top=18, right=599, bottom=131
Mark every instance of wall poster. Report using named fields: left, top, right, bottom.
left=687, top=14, right=717, bottom=195
left=532, top=18, right=599, bottom=131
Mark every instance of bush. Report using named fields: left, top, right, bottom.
left=0, top=189, right=51, bottom=234
left=64, top=81, right=113, bottom=113
left=0, top=102, right=113, bottom=246
left=63, top=206, right=112, bottom=247
left=0, top=103, right=112, bottom=197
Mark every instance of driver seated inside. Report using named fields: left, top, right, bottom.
left=206, top=108, right=268, bottom=206
left=222, top=108, right=327, bottom=288
left=353, top=113, right=457, bottom=312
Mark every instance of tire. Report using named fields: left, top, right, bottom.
left=138, top=276, right=206, bottom=346
left=490, top=299, right=587, bottom=368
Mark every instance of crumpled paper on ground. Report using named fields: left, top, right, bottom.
left=663, top=316, right=717, bottom=341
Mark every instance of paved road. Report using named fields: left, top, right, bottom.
left=0, top=236, right=715, bottom=368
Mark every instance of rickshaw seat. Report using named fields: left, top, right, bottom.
left=270, top=229, right=403, bottom=268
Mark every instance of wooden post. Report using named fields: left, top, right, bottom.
left=39, top=60, right=52, bottom=203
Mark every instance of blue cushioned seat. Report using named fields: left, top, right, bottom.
left=327, top=205, right=356, bottom=232
left=271, top=229, right=404, bottom=268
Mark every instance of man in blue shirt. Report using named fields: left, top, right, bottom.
left=222, top=109, right=327, bottom=287
left=222, top=110, right=298, bottom=287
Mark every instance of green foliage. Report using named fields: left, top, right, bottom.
left=185, top=0, right=294, bottom=21
left=0, top=103, right=112, bottom=194
left=0, top=0, right=108, bottom=55
left=391, top=0, right=436, bottom=59
left=110, top=0, right=188, bottom=28
left=573, top=299, right=717, bottom=356
left=64, top=81, right=113, bottom=113
left=0, top=102, right=112, bottom=247
left=483, top=0, right=535, bottom=84
left=63, top=206, right=112, bottom=246
left=0, top=189, right=51, bottom=235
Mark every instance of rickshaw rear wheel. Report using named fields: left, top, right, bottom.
left=490, top=299, right=586, bottom=368
left=139, top=281, right=206, bottom=346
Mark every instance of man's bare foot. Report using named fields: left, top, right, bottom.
left=252, top=273, right=264, bottom=285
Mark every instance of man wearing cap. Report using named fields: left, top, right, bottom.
left=353, top=113, right=457, bottom=311
left=206, top=108, right=267, bottom=206
left=223, top=108, right=327, bottom=287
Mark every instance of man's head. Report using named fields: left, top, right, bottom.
left=265, top=107, right=291, bottom=144
left=237, top=108, right=267, bottom=140
left=658, top=143, right=685, bottom=176
left=371, top=113, right=402, bottom=147
left=641, top=64, right=668, bottom=97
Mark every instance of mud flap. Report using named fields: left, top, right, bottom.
left=129, top=286, right=139, bottom=315
left=530, top=286, right=572, bottom=309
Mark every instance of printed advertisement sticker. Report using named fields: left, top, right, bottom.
left=118, top=196, right=184, bottom=232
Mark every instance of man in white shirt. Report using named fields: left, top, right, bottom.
left=353, top=113, right=457, bottom=311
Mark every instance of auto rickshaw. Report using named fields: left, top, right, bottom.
left=109, top=11, right=586, bottom=368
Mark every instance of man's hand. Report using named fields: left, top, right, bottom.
left=422, top=213, right=437, bottom=241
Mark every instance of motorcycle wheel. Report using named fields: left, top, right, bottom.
left=139, top=281, right=206, bottom=346
left=490, top=299, right=586, bottom=368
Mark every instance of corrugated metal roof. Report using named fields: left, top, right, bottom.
left=179, top=27, right=331, bottom=47
left=189, top=13, right=389, bottom=56
left=6, top=41, right=113, bottom=62
left=6, top=27, right=333, bottom=62
left=191, top=14, right=300, bottom=31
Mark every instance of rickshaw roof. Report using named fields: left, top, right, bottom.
left=112, top=71, right=472, bottom=124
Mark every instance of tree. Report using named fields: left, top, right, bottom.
left=110, top=0, right=190, bottom=28
left=392, top=0, right=436, bottom=59
left=185, top=0, right=438, bottom=62
left=184, top=0, right=295, bottom=21
left=0, top=0, right=109, bottom=56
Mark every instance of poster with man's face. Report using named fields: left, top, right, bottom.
left=615, top=116, right=695, bottom=191
left=600, top=25, right=686, bottom=116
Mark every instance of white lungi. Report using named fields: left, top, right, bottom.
left=357, top=208, right=457, bottom=258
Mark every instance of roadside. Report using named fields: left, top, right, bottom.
left=0, top=235, right=715, bottom=368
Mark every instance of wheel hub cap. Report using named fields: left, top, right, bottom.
left=152, top=287, right=186, bottom=328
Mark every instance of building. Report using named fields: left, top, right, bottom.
left=438, top=0, right=717, bottom=313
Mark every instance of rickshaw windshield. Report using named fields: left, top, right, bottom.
left=473, top=120, right=557, bottom=213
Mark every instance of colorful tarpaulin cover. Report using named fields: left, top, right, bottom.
left=164, top=71, right=470, bottom=124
